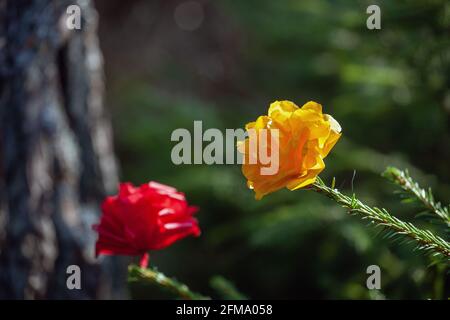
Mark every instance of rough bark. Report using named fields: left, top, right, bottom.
left=0, top=0, right=126, bottom=299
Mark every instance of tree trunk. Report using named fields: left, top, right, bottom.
left=0, top=0, right=126, bottom=299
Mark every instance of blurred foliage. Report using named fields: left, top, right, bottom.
left=97, top=0, right=449, bottom=299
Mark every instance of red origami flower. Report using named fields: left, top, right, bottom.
left=93, top=181, right=200, bottom=268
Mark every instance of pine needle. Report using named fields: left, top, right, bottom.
left=382, top=166, right=450, bottom=228
left=311, top=177, right=450, bottom=261
left=128, top=265, right=210, bottom=300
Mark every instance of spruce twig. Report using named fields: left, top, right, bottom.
left=210, top=276, right=248, bottom=300
left=128, top=265, right=210, bottom=300
left=311, top=177, right=450, bottom=260
left=382, top=166, right=450, bottom=227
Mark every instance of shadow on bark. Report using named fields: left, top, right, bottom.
left=0, top=0, right=127, bottom=299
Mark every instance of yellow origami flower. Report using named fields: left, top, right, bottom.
left=238, top=100, right=342, bottom=200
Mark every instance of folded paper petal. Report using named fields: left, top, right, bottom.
left=93, top=181, right=200, bottom=260
left=238, top=100, right=341, bottom=199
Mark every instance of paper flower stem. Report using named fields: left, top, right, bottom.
left=139, top=253, right=149, bottom=268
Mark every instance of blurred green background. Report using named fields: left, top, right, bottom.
left=95, top=0, right=449, bottom=299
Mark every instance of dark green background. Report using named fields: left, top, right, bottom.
left=95, top=0, right=449, bottom=299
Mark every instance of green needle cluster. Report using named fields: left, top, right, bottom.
left=311, top=177, right=450, bottom=260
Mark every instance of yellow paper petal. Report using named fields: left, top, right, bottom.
left=239, top=100, right=342, bottom=199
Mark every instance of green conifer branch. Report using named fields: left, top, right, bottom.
left=210, top=276, right=248, bottom=300
left=128, top=265, right=210, bottom=300
left=382, top=166, right=450, bottom=227
left=311, top=177, right=450, bottom=259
